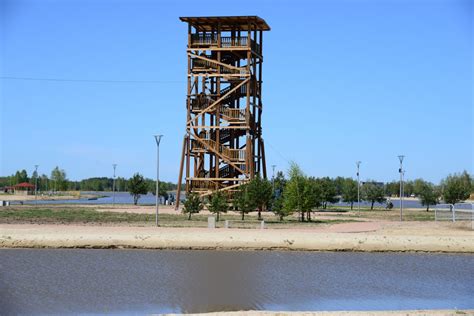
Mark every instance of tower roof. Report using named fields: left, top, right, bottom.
left=179, top=16, right=270, bottom=31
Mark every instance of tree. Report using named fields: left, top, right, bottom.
left=183, top=193, right=203, bottom=220
left=333, top=176, right=346, bottom=196
left=116, top=177, right=128, bottom=192
left=342, top=178, right=358, bottom=210
left=29, top=170, right=38, bottom=186
left=320, top=177, right=339, bottom=208
left=246, top=175, right=273, bottom=220
left=441, top=171, right=472, bottom=205
left=404, top=180, right=415, bottom=197
left=302, top=177, right=321, bottom=221
left=233, top=184, right=256, bottom=220
left=363, top=181, right=386, bottom=210
left=39, top=174, right=49, bottom=191
left=281, top=163, right=320, bottom=221
left=384, top=181, right=400, bottom=197
left=149, top=181, right=170, bottom=200
left=208, top=191, right=228, bottom=221
left=271, top=195, right=290, bottom=221
left=413, top=179, right=439, bottom=211
left=282, top=162, right=306, bottom=221
left=273, top=171, right=287, bottom=199
left=50, top=167, right=68, bottom=191
left=128, top=173, right=149, bottom=205
left=14, top=169, right=29, bottom=184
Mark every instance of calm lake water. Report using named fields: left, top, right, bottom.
left=15, top=191, right=425, bottom=209
left=1, top=250, right=473, bottom=315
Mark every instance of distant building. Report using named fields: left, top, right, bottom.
left=361, top=181, right=384, bottom=188
left=2, top=186, right=14, bottom=194
left=12, top=182, right=35, bottom=195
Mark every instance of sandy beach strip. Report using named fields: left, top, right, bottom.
left=1, top=224, right=473, bottom=253
left=0, top=193, right=97, bottom=201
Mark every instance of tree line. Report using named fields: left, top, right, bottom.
left=0, top=168, right=177, bottom=199
left=2, top=166, right=472, bottom=214
left=181, top=164, right=474, bottom=221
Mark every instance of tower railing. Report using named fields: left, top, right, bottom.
left=190, top=34, right=261, bottom=54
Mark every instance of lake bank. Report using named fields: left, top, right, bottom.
left=1, top=222, right=473, bottom=253
left=165, top=311, right=474, bottom=316
left=0, top=192, right=97, bottom=202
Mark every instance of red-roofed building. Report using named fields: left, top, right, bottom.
left=13, top=182, right=35, bottom=195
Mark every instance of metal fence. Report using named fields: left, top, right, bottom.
left=435, top=203, right=474, bottom=229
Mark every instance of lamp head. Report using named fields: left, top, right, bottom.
left=154, top=135, right=163, bottom=145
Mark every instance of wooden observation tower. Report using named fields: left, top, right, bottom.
left=176, top=16, right=270, bottom=207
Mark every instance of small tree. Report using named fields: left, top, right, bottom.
left=271, top=195, right=291, bottom=221
left=273, top=171, right=287, bottom=198
left=320, top=177, right=339, bottom=208
left=208, top=191, right=228, bottom=221
left=283, top=162, right=306, bottom=221
left=183, top=193, right=203, bottom=220
left=342, top=178, right=358, bottom=210
left=363, top=181, right=386, bottom=210
left=441, top=171, right=472, bottom=204
left=413, top=179, right=439, bottom=211
left=246, top=175, right=273, bottom=220
left=302, top=177, right=320, bottom=221
left=233, top=184, right=256, bottom=220
left=128, top=173, right=148, bottom=205
left=50, top=166, right=68, bottom=191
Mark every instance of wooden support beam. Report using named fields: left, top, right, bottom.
left=175, top=135, right=188, bottom=209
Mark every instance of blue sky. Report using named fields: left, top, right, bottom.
left=0, top=0, right=472, bottom=183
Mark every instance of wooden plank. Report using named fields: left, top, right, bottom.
left=175, top=135, right=187, bottom=209
left=188, top=53, right=244, bottom=72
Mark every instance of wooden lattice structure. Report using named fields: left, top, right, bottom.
left=176, top=16, right=270, bottom=207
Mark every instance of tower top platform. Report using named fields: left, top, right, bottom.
left=179, top=16, right=270, bottom=31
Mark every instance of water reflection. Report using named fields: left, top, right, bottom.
left=0, top=250, right=472, bottom=315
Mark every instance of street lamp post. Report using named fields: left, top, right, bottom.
left=154, top=135, right=163, bottom=227
left=356, top=161, right=361, bottom=216
left=112, top=164, right=117, bottom=206
left=398, top=155, right=405, bottom=221
left=34, top=165, right=39, bottom=206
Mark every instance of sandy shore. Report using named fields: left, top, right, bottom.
left=163, top=310, right=474, bottom=316
left=0, top=193, right=96, bottom=201
left=1, top=221, right=473, bottom=252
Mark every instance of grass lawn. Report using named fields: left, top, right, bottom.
left=0, top=206, right=359, bottom=228
left=322, top=205, right=435, bottom=221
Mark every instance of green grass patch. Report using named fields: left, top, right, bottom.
left=0, top=207, right=152, bottom=223
left=0, top=207, right=359, bottom=228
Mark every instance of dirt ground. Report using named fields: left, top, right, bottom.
left=1, top=218, right=472, bottom=252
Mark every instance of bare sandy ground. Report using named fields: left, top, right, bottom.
left=163, top=310, right=474, bottom=316
left=1, top=220, right=473, bottom=252
left=164, top=310, right=474, bottom=316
